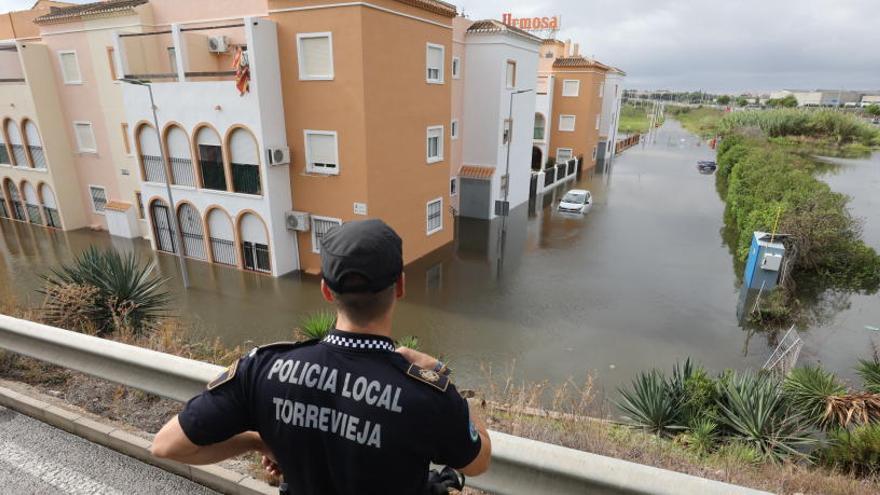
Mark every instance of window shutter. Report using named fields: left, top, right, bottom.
left=61, top=53, right=81, bottom=82
left=427, top=46, right=443, bottom=76
left=75, top=123, right=96, bottom=151
left=301, top=36, right=331, bottom=77
left=308, top=133, right=336, bottom=166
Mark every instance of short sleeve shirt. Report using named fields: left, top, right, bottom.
left=178, top=330, right=481, bottom=495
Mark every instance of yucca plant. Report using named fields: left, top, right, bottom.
left=683, top=417, right=718, bottom=455
left=856, top=358, right=880, bottom=394
left=296, top=310, right=335, bottom=340
left=783, top=365, right=847, bottom=428
left=716, top=371, right=815, bottom=462
left=396, top=335, right=421, bottom=351
left=40, top=247, right=169, bottom=336
left=615, top=370, right=683, bottom=435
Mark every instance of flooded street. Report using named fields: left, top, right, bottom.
left=2, top=120, right=878, bottom=393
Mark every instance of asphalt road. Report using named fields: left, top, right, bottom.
left=0, top=406, right=218, bottom=494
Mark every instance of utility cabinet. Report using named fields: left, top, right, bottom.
left=743, top=232, right=786, bottom=290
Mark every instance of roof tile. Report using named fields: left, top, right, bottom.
left=35, top=0, right=147, bottom=24
left=459, top=165, right=496, bottom=180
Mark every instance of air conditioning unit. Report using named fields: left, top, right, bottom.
left=208, top=36, right=229, bottom=53
left=266, top=146, right=291, bottom=167
left=285, top=211, right=310, bottom=232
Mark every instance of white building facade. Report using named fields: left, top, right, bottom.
left=598, top=68, right=625, bottom=164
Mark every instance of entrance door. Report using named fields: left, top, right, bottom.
left=151, top=203, right=176, bottom=253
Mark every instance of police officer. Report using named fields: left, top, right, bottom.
left=151, top=219, right=492, bottom=494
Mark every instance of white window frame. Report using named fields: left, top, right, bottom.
left=57, top=50, right=82, bottom=84
left=88, top=185, right=107, bottom=214
left=426, top=43, right=445, bottom=84
left=505, top=60, right=516, bottom=89
left=556, top=148, right=573, bottom=163
left=596, top=114, right=601, bottom=130
left=297, top=32, right=335, bottom=81
left=562, top=79, right=580, bottom=97
left=450, top=119, right=459, bottom=140
left=426, top=197, right=443, bottom=235
left=599, top=84, right=604, bottom=98
left=452, top=56, right=461, bottom=79
left=558, top=114, right=576, bottom=132
left=426, top=125, right=444, bottom=164
left=450, top=177, right=457, bottom=196
left=303, top=130, right=339, bottom=175
left=73, top=121, right=97, bottom=153
left=310, top=215, right=342, bottom=254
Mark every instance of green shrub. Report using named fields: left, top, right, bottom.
left=856, top=359, right=880, bottom=394
left=713, top=441, right=763, bottom=466
left=40, top=247, right=169, bottom=336
left=616, top=370, right=683, bottom=435
left=683, top=417, right=718, bottom=455
left=718, top=109, right=879, bottom=145
left=395, top=335, right=420, bottom=351
left=783, top=366, right=847, bottom=428
left=297, top=310, right=335, bottom=340
left=820, top=424, right=880, bottom=476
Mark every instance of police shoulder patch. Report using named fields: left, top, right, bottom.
left=406, top=364, right=449, bottom=392
left=207, top=359, right=239, bottom=390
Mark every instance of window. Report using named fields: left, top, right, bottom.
left=426, top=126, right=443, bottom=163
left=450, top=177, right=457, bottom=196
left=426, top=198, right=442, bottom=235
left=558, top=115, right=576, bottom=132
left=592, top=145, right=598, bottom=161
left=596, top=114, right=601, bottom=130
left=121, top=123, right=131, bottom=154
left=452, top=56, right=461, bottom=79
left=297, top=33, right=334, bottom=80
left=451, top=119, right=459, bottom=140
left=106, top=47, right=117, bottom=80
left=534, top=113, right=546, bottom=140
left=304, top=130, right=339, bottom=174
left=89, top=186, right=107, bottom=213
left=506, top=60, right=517, bottom=88
left=311, top=216, right=342, bottom=254
left=599, top=84, right=604, bottom=98
left=562, top=79, right=580, bottom=97
left=426, top=43, right=444, bottom=84
left=544, top=52, right=553, bottom=58
left=58, top=51, right=82, bottom=84
left=198, top=143, right=225, bottom=190
left=556, top=148, right=573, bottom=163
left=73, top=122, right=97, bottom=153
left=135, top=192, right=144, bottom=219
left=167, top=47, right=178, bottom=75
left=502, top=119, right=512, bottom=145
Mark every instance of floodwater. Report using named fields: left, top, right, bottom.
left=1, top=120, right=878, bottom=393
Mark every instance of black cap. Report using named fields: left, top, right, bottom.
left=320, top=219, right=403, bottom=293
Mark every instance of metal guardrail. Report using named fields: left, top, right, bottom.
left=0, top=314, right=770, bottom=495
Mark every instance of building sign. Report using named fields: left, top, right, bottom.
left=501, top=13, right=560, bottom=31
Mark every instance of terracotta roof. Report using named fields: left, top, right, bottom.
left=553, top=56, right=611, bottom=71
left=34, top=0, right=147, bottom=24
left=394, top=0, right=456, bottom=17
left=467, top=19, right=543, bottom=43
left=458, top=165, right=495, bottom=180
left=104, top=200, right=131, bottom=212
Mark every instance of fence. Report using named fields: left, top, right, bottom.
left=615, top=133, right=641, bottom=154
left=534, top=158, right=580, bottom=196
left=141, top=154, right=167, bottom=183
left=0, top=314, right=770, bottom=495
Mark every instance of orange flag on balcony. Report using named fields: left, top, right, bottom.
left=233, top=46, right=250, bottom=96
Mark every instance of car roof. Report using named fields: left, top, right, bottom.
left=566, top=189, right=589, bottom=194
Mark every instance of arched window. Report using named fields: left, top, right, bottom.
left=5, top=120, right=26, bottom=167
left=177, top=203, right=207, bottom=260
left=0, top=123, right=10, bottom=165
left=228, top=128, right=261, bottom=195
left=21, top=181, right=42, bottom=225
left=149, top=199, right=176, bottom=253
left=534, top=113, right=546, bottom=141
left=24, top=120, right=46, bottom=169
left=4, top=178, right=25, bottom=221
left=166, top=125, right=195, bottom=187
left=39, top=183, right=60, bottom=228
left=207, top=208, right=236, bottom=265
left=239, top=212, right=270, bottom=273
left=196, top=126, right=226, bottom=191
left=137, top=125, right=166, bottom=182
left=0, top=179, right=8, bottom=218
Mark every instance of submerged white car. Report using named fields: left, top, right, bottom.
left=557, top=189, right=592, bottom=214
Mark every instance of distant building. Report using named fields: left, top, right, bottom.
left=861, top=95, right=880, bottom=107
left=770, top=89, right=864, bottom=107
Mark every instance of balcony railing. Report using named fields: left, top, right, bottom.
left=25, top=204, right=42, bottom=225
left=29, top=146, right=46, bottom=169
left=11, top=144, right=27, bottom=167
left=182, top=231, right=207, bottom=260
left=141, top=154, right=167, bottom=183
left=0, top=200, right=8, bottom=218
left=43, top=207, right=60, bottom=228
left=210, top=237, right=236, bottom=266
left=0, top=146, right=10, bottom=165
left=232, top=163, right=261, bottom=195
left=242, top=241, right=270, bottom=273
left=11, top=200, right=25, bottom=221
left=170, top=157, right=196, bottom=187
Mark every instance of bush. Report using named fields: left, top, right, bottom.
left=718, top=109, right=879, bottom=146
left=40, top=247, right=169, bottom=336
left=857, top=359, right=880, bottom=393
left=783, top=366, right=847, bottom=428
left=296, top=310, right=335, bottom=340
left=616, top=369, right=683, bottom=435
left=820, top=424, right=880, bottom=476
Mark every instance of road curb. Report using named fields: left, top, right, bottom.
left=0, top=384, right=274, bottom=495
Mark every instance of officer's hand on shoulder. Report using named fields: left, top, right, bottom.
left=396, top=346, right=439, bottom=370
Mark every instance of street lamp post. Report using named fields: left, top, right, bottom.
left=121, top=78, right=190, bottom=289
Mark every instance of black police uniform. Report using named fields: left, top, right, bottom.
left=178, top=329, right=482, bottom=495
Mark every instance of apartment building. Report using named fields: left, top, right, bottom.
left=453, top=18, right=539, bottom=220
left=597, top=67, right=625, bottom=166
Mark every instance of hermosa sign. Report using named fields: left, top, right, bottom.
left=501, top=13, right=560, bottom=31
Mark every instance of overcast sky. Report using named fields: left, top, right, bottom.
left=3, top=0, right=877, bottom=93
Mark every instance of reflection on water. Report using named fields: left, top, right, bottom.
left=1, top=121, right=878, bottom=392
